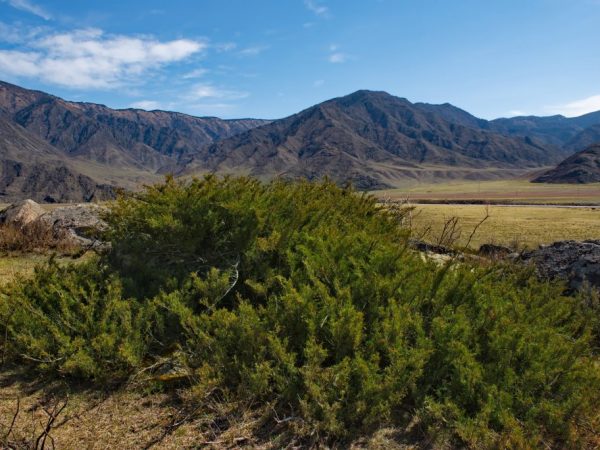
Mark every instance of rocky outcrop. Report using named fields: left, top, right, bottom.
left=411, top=238, right=600, bottom=294
left=0, top=199, right=45, bottom=227
left=39, top=204, right=107, bottom=247
left=1, top=199, right=107, bottom=248
left=520, top=240, right=600, bottom=293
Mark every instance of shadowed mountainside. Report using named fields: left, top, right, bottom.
left=0, top=116, right=114, bottom=202
left=533, top=144, right=600, bottom=183
left=492, top=110, right=600, bottom=149
left=563, top=123, right=600, bottom=153
left=0, top=80, right=268, bottom=174
left=0, top=80, right=268, bottom=201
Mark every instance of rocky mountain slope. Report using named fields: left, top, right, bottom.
left=0, top=116, right=114, bottom=202
left=563, top=123, right=600, bottom=153
left=0, top=80, right=267, bottom=176
left=183, top=90, right=564, bottom=189
left=488, top=110, right=600, bottom=149
left=532, top=144, right=600, bottom=183
left=0, top=80, right=268, bottom=201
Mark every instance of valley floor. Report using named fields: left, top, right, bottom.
left=374, top=179, right=600, bottom=248
left=408, top=203, right=600, bottom=249
left=375, top=179, right=600, bottom=205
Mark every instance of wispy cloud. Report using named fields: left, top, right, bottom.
left=313, top=79, right=324, bottom=87
left=130, top=100, right=162, bottom=110
left=327, top=43, right=351, bottom=63
left=215, top=42, right=236, bottom=52
left=304, top=0, right=329, bottom=17
left=2, top=0, right=51, bottom=20
left=507, top=110, right=528, bottom=117
left=189, top=83, right=249, bottom=100
left=547, top=94, right=600, bottom=117
left=0, top=28, right=205, bottom=89
left=0, top=21, right=47, bottom=43
left=238, top=45, right=268, bottom=56
left=328, top=52, right=349, bottom=63
left=182, top=68, right=208, bottom=79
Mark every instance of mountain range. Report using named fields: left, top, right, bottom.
left=1, top=80, right=600, bottom=201
left=0, top=80, right=267, bottom=201
left=182, top=90, right=576, bottom=189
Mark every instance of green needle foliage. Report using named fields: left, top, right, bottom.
left=1, top=176, right=598, bottom=447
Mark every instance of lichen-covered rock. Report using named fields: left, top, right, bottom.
left=0, top=199, right=45, bottom=227
left=520, top=240, right=600, bottom=293
left=38, top=204, right=107, bottom=246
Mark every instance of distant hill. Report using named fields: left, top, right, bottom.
left=183, top=90, right=565, bottom=189
left=487, top=110, right=600, bottom=150
left=563, top=123, right=600, bottom=153
left=532, top=144, right=600, bottom=184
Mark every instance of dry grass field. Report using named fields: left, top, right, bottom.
left=0, top=254, right=93, bottom=284
left=0, top=254, right=48, bottom=284
left=375, top=179, right=600, bottom=205
left=408, top=203, right=600, bottom=249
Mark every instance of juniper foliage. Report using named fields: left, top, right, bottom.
left=1, top=176, right=598, bottom=447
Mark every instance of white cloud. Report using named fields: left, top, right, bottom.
left=507, top=110, right=528, bottom=117
left=328, top=52, right=348, bottom=63
left=182, top=68, right=208, bottom=79
left=189, top=83, right=249, bottom=100
left=238, top=45, right=268, bottom=56
left=305, top=0, right=329, bottom=17
left=3, top=0, right=51, bottom=20
left=0, top=21, right=47, bottom=43
left=0, top=28, right=205, bottom=89
left=215, top=42, right=237, bottom=52
left=130, top=100, right=162, bottom=110
left=548, top=94, right=600, bottom=117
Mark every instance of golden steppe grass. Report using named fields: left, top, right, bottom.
left=409, top=204, right=600, bottom=249
left=375, top=179, right=600, bottom=204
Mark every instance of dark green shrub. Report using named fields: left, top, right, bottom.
left=1, top=176, right=598, bottom=447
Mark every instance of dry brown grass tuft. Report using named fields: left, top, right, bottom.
left=0, top=222, right=80, bottom=255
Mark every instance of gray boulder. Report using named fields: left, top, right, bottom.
left=38, top=204, right=108, bottom=247
left=0, top=199, right=45, bottom=227
left=520, top=240, right=600, bottom=293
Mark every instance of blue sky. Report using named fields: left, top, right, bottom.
left=0, top=0, right=599, bottom=120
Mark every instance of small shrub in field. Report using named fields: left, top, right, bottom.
left=1, top=176, right=598, bottom=447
